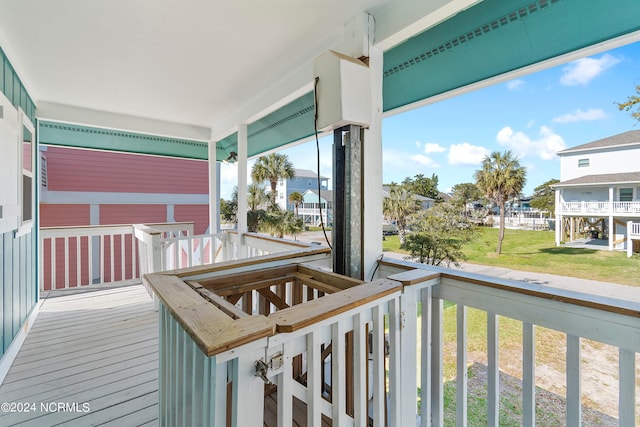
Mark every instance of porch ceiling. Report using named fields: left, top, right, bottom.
left=0, top=0, right=407, bottom=136
left=1, top=1, right=640, bottom=160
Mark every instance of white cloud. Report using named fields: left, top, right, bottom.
left=496, top=126, right=566, bottom=160
left=507, top=79, right=524, bottom=90
left=383, top=148, right=441, bottom=180
left=448, top=143, right=490, bottom=166
left=423, top=142, right=446, bottom=154
left=559, top=54, right=620, bottom=86
left=552, top=108, right=606, bottom=123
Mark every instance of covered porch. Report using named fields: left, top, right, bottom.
left=1, top=0, right=640, bottom=426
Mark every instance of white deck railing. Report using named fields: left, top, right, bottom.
left=146, top=254, right=638, bottom=426
left=40, top=222, right=193, bottom=290
left=559, top=201, right=640, bottom=215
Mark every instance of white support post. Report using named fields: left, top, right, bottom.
left=456, top=304, right=468, bottom=427
left=487, top=312, right=499, bottom=427
left=231, top=351, right=265, bottom=427
left=420, top=286, right=432, bottom=427
left=608, top=215, right=614, bottom=251
left=618, top=348, right=636, bottom=426
left=237, top=124, right=249, bottom=259
left=555, top=189, right=561, bottom=246
left=208, top=141, right=219, bottom=234
left=400, top=289, right=418, bottom=426
left=362, top=16, right=384, bottom=282
left=566, top=334, right=581, bottom=427
left=522, top=322, right=535, bottom=427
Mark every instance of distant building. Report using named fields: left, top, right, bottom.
left=275, top=169, right=329, bottom=211
left=553, top=130, right=640, bottom=251
left=300, top=189, right=333, bottom=226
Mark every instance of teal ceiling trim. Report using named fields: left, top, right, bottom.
left=0, top=47, right=36, bottom=124
left=217, top=132, right=238, bottom=160
left=247, top=91, right=315, bottom=158
left=39, top=121, right=209, bottom=160
left=383, top=0, right=640, bottom=112
left=216, top=91, right=315, bottom=160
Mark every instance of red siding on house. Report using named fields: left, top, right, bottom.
left=44, top=146, right=209, bottom=194
left=100, top=204, right=167, bottom=224
left=174, top=204, right=210, bottom=234
left=40, top=204, right=90, bottom=227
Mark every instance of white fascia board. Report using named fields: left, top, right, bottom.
left=37, top=102, right=211, bottom=142
left=374, top=0, right=482, bottom=52
left=41, top=191, right=209, bottom=205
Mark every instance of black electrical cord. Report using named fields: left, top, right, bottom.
left=370, top=254, right=383, bottom=281
left=313, top=76, right=332, bottom=250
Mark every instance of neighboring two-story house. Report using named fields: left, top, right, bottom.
left=275, top=169, right=329, bottom=212
left=554, top=130, right=640, bottom=254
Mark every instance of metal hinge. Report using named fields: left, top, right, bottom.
left=255, top=353, right=284, bottom=385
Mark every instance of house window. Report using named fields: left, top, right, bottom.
left=578, top=158, right=589, bottom=168
left=620, top=188, right=633, bottom=202
left=21, top=119, right=34, bottom=224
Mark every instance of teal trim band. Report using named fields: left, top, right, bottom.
left=247, top=91, right=314, bottom=158
left=0, top=47, right=36, bottom=123
left=216, top=91, right=315, bottom=160
left=383, top=0, right=640, bottom=112
left=38, top=121, right=209, bottom=160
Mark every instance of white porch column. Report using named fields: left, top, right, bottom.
left=208, top=142, right=219, bottom=233
left=237, top=124, right=249, bottom=257
left=362, top=32, right=384, bottom=281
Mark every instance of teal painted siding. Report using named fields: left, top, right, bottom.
left=0, top=48, right=36, bottom=123
left=1, top=230, right=36, bottom=357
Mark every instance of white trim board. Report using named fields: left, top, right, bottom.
left=40, top=191, right=209, bottom=205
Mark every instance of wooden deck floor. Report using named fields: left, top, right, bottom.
left=0, top=282, right=159, bottom=427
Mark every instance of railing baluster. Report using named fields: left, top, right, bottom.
left=99, top=235, right=105, bottom=284
left=64, top=236, right=69, bottom=288
left=522, top=322, right=535, bottom=427
left=618, top=348, right=635, bottom=427
left=131, top=232, right=136, bottom=279
left=331, top=319, right=347, bottom=424
left=566, top=334, right=581, bottom=427
left=277, top=341, right=293, bottom=427
left=353, top=312, right=367, bottom=427
left=372, top=304, right=385, bottom=427
left=388, top=297, right=402, bottom=427
left=307, top=330, right=322, bottom=427
left=51, top=238, right=57, bottom=290
left=431, top=298, right=444, bottom=427
left=420, top=286, right=432, bottom=427
left=187, top=237, right=193, bottom=268
left=487, top=312, right=499, bottom=427
left=110, top=234, right=115, bottom=282
left=120, top=233, right=125, bottom=281
left=456, top=304, right=468, bottom=427
left=76, top=236, right=81, bottom=286
left=88, top=236, right=94, bottom=285
left=400, top=289, right=419, bottom=426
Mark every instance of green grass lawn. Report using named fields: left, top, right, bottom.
left=383, top=227, right=640, bottom=286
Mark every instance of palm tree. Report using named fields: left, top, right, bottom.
left=383, top=184, right=419, bottom=244
left=288, top=191, right=304, bottom=217
left=251, top=153, right=295, bottom=204
left=246, top=183, right=270, bottom=232
left=474, top=150, right=527, bottom=254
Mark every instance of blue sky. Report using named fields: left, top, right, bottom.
left=220, top=40, right=640, bottom=199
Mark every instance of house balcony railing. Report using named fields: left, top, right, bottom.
left=631, top=222, right=640, bottom=239
left=143, top=244, right=639, bottom=426
left=559, top=200, right=640, bottom=216
left=40, top=222, right=320, bottom=291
